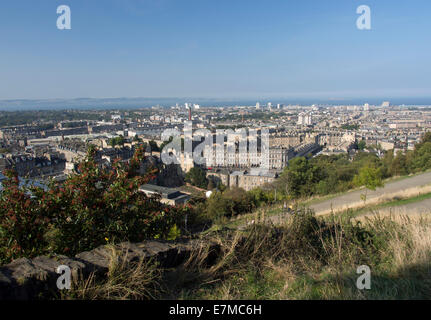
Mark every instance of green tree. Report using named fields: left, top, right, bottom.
left=148, top=140, right=159, bottom=152
left=357, top=140, right=367, bottom=151
left=132, top=134, right=141, bottom=142
left=283, top=157, right=323, bottom=198
left=391, top=151, right=409, bottom=176
left=353, top=166, right=384, bottom=204
left=409, top=140, right=431, bottom=172
left=205, top=187, right=254, bottom=220
left=109, top=135, right=125, bottom=147
left=159, top=136, right=173, bottom=152
left=185, top=167, right=208, bottom=189
left=207, top=178, right=216, bottom=190
left=206, top=191, right=229, bottom=219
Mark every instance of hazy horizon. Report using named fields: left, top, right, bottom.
left=1, top=96, right=431, bottom=111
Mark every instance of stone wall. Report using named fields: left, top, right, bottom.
left=0, top=239, right=218, bottom=300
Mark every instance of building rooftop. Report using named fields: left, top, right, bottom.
left=139, top=184, right=182, bottom=199
left=230, top=169, right=277, bottom=178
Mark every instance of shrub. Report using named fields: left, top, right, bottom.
left=0, top=145, right=190, bottom=264
left=205, top=187, right=255, bottom=220
left=0, top=170, right=50, bottom=263
left=185, top=167, right=208, bottom=189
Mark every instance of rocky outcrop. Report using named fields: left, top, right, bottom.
left=0, top=239, right=219, bottom=300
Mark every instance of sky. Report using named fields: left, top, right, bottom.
left=0, top=0, right=430, bottom=101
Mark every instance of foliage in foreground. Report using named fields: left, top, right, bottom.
left=0, top=145, right=190, bottom=264
left=180, top=212, right=431, bottom=300
left=64, top=208, right=431, bottom=300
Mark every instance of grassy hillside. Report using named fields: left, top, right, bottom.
left=62, top=208, right=431, bottom=300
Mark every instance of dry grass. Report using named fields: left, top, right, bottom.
left=382, top=215, right=431, bottom=270
left=181, top=211, right=431, bottom=300
left=60, top=209, right=431, bottom=300
left=61, top=246, right=163, bottom=300
left=360, top=207, right=431, bottom=220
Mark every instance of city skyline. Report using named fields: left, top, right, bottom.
left=1, top=96, right=431, bottom=111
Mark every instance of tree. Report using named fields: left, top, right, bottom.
left=185, top=167, right=208, bottom=189
left=341, top=123, right=360, bottom=130
left=148, top=140, right=159, bottom=153
left=409, top=140, right=431, bottom=172
left=282, top=157, right=323, bottom=198
left=416, top=132, right=431, bottom=148
left=132, top=134, right=142, bottom=143
left=207, top=178, right=216, bottom=190
left=205, top=187, right=254, bottom=220
left=160, top=136, right=173, bottom=153
left=353, top=166, right=384, bottom=204
left=390, top=151, right=409, bottom=176
left=357, top=140, right=366, bottom=151
left=206, top=191, right=229, bottom=219
left=109, top=135, right=125, bottom=147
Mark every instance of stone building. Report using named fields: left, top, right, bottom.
left=0, top=154, right=66, bottom=178
left=207, top=168, right=278, bottom=191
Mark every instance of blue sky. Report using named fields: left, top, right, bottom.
left=0, top=0, right=430, bottom=100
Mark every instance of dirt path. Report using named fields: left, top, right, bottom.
left=236, top=171, right=431, bottom=229
left=309, top=171, right=431, bottom=216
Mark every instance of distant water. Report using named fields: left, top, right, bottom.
left=0, top=97, right=430, bottom=111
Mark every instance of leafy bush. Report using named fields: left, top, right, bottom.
left=206, top=187, right=255, bottom=220
left=0, top=170, right=50, bottom=263
left=185, top=167, right=208, bottom=189
left=0, top=145, right=190, bottom=264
